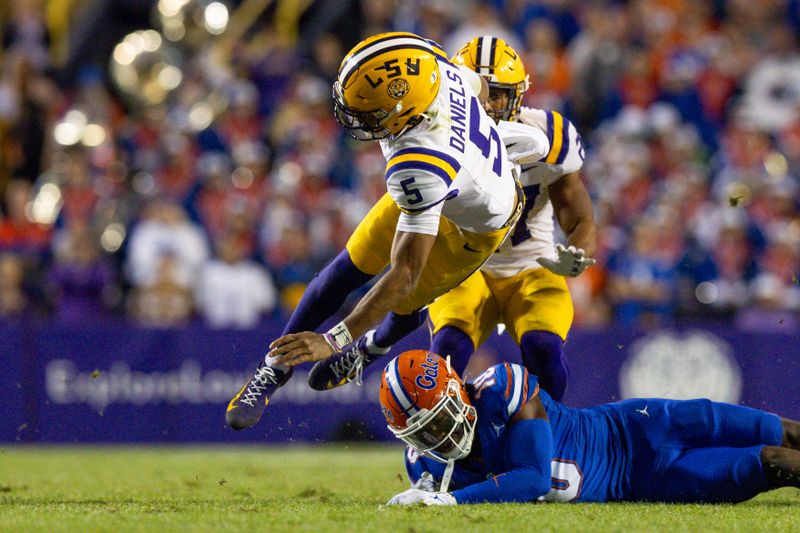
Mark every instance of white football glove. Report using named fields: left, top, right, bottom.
left=387, top=472, right=457, bottom=506
left=422, top=492, right=457, bottom=506
left=386, top=489, right=457, bottom=506
left=536, top=244, right=596, bottom=277
left=387, top=488, right=431, bottom=506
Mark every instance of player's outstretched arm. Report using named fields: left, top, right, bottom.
left=548, top=171, right=596, bottom=256
left=451, top=396, right=554, bottom=504
left=338, top=230, right=435, bottom=341
left=537, top=171, right=597, bottom=277
left=270, top=230, right=435, bottom=367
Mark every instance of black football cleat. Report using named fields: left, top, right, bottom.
left=226, top=363, right=293, bottom=430
left=307, top=336, right=381, bottom=390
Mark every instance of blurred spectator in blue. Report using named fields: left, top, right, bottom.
left=445, top=3, right=521, bottom=54
left=397, top=1, right=455, bottom=47
left=196, top=232, right=277, bottom=329
left=607, top=219, right=677, bottom=327
left=505, top=0, right=581, bottom=46
left=566, top=1, right=627, bottom=129
left=266, top=225, right=316, bottom=290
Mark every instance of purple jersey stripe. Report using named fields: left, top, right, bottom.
left=386, top=161, right=453, bottom=185
left=390, top=147, right=461, bottom=173
left=555, top=116, right=570, bottom=165
left=402, top=189, right=459, bottom=213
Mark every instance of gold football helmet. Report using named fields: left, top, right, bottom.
left=333, top=32, right=443, bottom=141
left=452, top=36, right=529, bottom=122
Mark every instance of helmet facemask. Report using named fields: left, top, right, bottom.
left=391, top=379, right=477, bottom=463
left=486, top=80, right=527, bottom=122
left=332, top=81, right=392, bottom=140
left=332, top=80, right=425, bottom=141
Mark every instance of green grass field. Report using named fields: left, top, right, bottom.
left=1, top=446, right=799, bottom=532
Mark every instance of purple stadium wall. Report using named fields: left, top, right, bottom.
left=2, top=320, right=798, bottom=443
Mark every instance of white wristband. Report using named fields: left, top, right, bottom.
left=323, top=321, right=353, bottom=352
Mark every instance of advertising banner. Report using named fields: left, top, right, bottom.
left=2, top=320, right=798, bottom=443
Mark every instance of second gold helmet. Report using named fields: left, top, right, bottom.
left=452, top=36, right=529, bottom=121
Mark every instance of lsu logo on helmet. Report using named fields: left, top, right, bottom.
left=387, top=78, right=410, bottom=99
left=452, top=35, right=530, bottom=122
left=333, top=32, right=446, bottom=140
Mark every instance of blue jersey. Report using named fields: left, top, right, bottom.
left=405, top=363, right=783, bottom=504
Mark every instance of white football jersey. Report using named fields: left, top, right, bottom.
left=482, top=106, right=586, bottom=277
left=380, top=60, right=549, bottom=236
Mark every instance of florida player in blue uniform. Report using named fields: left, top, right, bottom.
left=381, top=350, right=800, bottom=505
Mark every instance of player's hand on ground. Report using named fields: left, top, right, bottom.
left=536, top=243, right=596, bottom=277
left=269, top=332, right=335, bottom=367
left=386, top=488, right=456, bottom=506
left=422, top=492, right=457, bottom=506
left=386, top=487, right=429, bottom=505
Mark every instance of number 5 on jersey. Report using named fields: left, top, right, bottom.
left=400, top=177, right=423, bottom=205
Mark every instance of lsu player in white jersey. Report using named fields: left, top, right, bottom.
left=426, top=36, right=597, bottom=400
left=302, top=36, right=595, bottom=402
left=225, top=32, right=550, bottom=430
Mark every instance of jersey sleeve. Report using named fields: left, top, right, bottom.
left=518, top=107, right=585, bottom=184
left=497, top=120, right=551, bottom=165
left=470, top=363, right=540, bottom=423
left=385, top=147, right=460, bottom=235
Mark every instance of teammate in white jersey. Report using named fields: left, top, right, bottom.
left=426, top=36, right=597, bottom=400
left=225, top=32, right=549, bottom=430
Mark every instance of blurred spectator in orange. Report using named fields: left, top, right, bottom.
left=521, top=18, right=571, bottom=111
left=0, top=179, right=51, bottom=255
left=0, top=252, right=28, bottom=316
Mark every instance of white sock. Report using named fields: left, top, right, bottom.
left=264, top=353, right=290, bottom=372
left=365, top=329, right=391, bottom=356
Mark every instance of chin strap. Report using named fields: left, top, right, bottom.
left=440, top=458, right=455, bottom=493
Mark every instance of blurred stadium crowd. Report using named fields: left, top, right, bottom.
left=0, top=0, right=799, bottom=331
